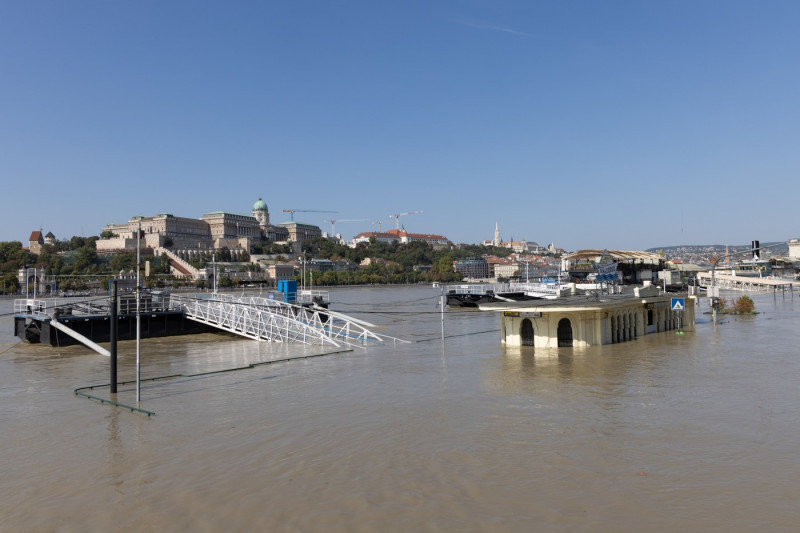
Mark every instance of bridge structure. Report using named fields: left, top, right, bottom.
left=170, top=293, right=385, bottom=348
left=696, top=271, right=795, bottom=293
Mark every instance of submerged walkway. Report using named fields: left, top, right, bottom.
left=696, top=272, right=795, bottom=293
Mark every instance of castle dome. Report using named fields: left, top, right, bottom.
left=253, top=197, right=268, bottom=211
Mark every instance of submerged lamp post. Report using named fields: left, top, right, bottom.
left=136, top=221, right=142, bottom=402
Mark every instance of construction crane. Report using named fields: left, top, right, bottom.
left=324, top=219, right=367, bottom=235
left=371, top=220, right=384, bottom=232
left=282, top=209, right=337, bottom=222
left=389, top=210, right=422, bottom=230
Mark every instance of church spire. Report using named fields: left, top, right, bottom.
left=493, top=222, right=500, bottom=247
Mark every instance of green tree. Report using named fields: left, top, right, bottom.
left=109, top=251, right=136, bottom=273
left=74, top=246, right=98, bottom=270
left=2, top=271, right=19, bottom=294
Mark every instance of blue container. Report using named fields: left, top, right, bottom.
left=277, top=280, right=297, bottom=302
left=283, top=280, right=297, bottom=302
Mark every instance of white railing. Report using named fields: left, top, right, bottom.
left=14, top=298, right=59, bottom=319
left=508, top=282, right=562, bottom=298
left=162, top=248, right=202, bottom=279
left=297, top=290, right=330, bottom=304
left=444, top=284, right=503, bottom=295
left=266, top=290, right=330, bottom=305
left=171, top=294, right=383, bottom=348
left=696, top=271, right=794, bottom=293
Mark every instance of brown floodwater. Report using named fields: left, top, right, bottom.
left=1, top=286, right=799, bottom=532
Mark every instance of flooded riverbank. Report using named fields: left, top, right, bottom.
left=1, top=286, right=798, bottom=532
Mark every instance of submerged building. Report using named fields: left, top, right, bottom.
left=481, top=283, right=695, bottom=348
left=561, top=249, right=665, bottom=284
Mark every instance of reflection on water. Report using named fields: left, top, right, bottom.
left=1, top=289, right=800, bottom=532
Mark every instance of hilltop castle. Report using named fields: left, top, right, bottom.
left=96, top=198, right=321, bottom=253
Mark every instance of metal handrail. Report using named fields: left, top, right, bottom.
left=172, top=294, right=383, bottom=348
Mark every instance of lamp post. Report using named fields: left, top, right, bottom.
left=136, top=220, right=141, bottom=403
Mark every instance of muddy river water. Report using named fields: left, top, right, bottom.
left=1, top=286, right=798, bottom=532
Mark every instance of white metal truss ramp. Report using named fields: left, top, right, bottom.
left=172, top=294, right=384, bottom=348
left=696, top=272, right=795, bottom=293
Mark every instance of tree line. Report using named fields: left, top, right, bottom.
left=1, top=234, right=549, bottom=294
left=0, top=237, right=173, bottom=294
left=293, top=238, right=518, bottom=286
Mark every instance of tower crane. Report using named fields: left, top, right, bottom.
left=324, top=219, right=367, bottom=235
left=389, top=210, right=422, bottom=230
left=282, top=209, right=337, bottom=222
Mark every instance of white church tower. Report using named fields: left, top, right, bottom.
left=493, top=222, right=501, bottom=247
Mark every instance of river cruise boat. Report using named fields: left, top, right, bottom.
left=443, top=283, right=541, bottom=307
left=731, top=259, right=772, bottom=278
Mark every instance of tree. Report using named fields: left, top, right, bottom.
left=109, top=251, right=136, bottom=273
left=74, top=246, right=97, bottom=270
left=69, top=236, right=87, bottom=250
left=2, top=272, right=19, bottom=294
left=731, top=296, right=756, bottom=314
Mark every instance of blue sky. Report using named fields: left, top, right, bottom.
left=2, top=1, right=799, bottom=251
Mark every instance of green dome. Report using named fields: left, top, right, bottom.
left=253, top=197, right=268, bottom=211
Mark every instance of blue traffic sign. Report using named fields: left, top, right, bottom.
left=671, top=298, right=685, bottom=311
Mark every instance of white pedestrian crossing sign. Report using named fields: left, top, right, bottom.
left=671, top=298, right=685, bottom=311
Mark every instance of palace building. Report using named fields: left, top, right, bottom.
left=96, top=198, right=306, bottom=253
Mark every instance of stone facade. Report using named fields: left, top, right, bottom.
left=267, top=264, right=295, bottom=282
left=280, top=222, right=322, bottom=243
left=789, top=238, right=800, bottom=260
left=28, top=231, right=44, bottom=255
left=485, top=287, right=695, bottom=348
left=96, top=198, right=317, bottom=253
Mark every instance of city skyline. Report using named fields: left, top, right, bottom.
left=2, top=1, right=799, bottom=250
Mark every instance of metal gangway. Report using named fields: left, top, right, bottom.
left=171, top=293, right=384, bottom=348
left=507, top=281, right=563, bottom=299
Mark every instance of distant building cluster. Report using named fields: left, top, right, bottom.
left=454, top=254, right=562, bottom=281
left=96, top=198, right=320, bottom=254
left=351, top=229, right=451, bottom=249
left=27, top=230, right=56, bottom=254
left=479, top=222, right=561, bottom=254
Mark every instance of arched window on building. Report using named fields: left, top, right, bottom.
left=521, top=319, right=535, bottom=346
left=557, top=318, right=573, bottom=348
